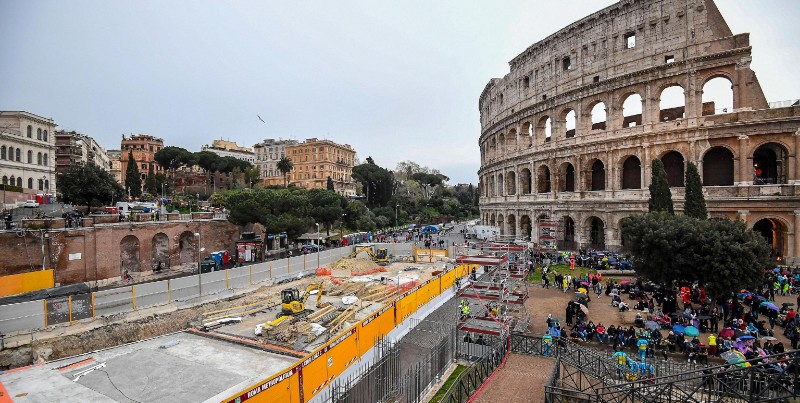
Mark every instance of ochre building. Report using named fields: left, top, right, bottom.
left=477, top=0, right=800, bottom=264
left=287, top=138, right=357, bottom=196
left=119, top=134, right=164, bottom=191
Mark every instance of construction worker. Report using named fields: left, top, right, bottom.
left=461, top=302, right=470, bottom=320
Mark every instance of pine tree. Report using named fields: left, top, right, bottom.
left=648, top=159, right=674, bottom=214
left=125, top=152, right=142, bottom=198
left=145, top=165, right=159, bottom=195
left=684, top=161, right=708, bottom=219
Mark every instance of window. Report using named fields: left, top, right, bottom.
left=141, top=163, right=146, bottom=170
left=37, top=128, right=42, bottom=140
left=594, top=76, right=600, bottom=83
left=149, top=145, right=153, bottom=152
left=27, top=126, right=32, bottom=138
left=38, top=179, right=43, bottom=191
left=523, top=76, right=530, bottom=88
left=16, top=177, right=21, bottom=187
left=665, top=55, right=675, bottom=64
left=43, top=153, right=48, bottom=166
left=562, top=57, right=572, bottom=71
left=624, top=32, right=636, bottom=49
left=44, top=180, right=48, bottom=190
left=15, top=148, right=20, bottom=161
left=43, top=130, right=48, bottom=142
left=0, top=145, right=5, bottom=159
left=28, top=178, right=33, bottom=189
left=28, top=150, right=33, bottom=164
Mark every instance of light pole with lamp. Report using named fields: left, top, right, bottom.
left=315, top=223, right=320, bottom=269
left=395, top=203, right=400, bottom=227
left=339, top=213, right=346, bottom=247
left=194, top=232, right=205, bottom=296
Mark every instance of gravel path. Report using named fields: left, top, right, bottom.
left=470, top=354, right=553, bottom=403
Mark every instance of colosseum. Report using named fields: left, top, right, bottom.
left=477, top=0, right=800, bottom=264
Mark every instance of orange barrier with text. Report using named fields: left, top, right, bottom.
left=358, top=304, right=395, bottom=356
left=222, top=264, right=472, bottom=403
left=225, top=364, right=302, bottom=403
left=0, top=270, right=54, bottom=297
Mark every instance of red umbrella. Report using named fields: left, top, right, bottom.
left=719, top=328, right=734, bottom=339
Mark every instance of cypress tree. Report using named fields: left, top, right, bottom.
left=648, top=159, right=674, bottom=214
left=125, top=151, right=142, bottom=198
left=145, top=165, right=158, bottom=195
left=684, top=161, right=708, bottom=219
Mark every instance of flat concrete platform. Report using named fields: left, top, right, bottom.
left=0, top=331, right=297, bottom=403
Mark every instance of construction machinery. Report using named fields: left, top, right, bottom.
left=349, top=245, right=390, bottom=265
left=280, top=281, right=325, bottom=317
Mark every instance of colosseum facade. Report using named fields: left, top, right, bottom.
left=477, top=0, right=800, bottom=264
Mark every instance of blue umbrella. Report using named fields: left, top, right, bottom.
left=684, top=326, right=699, bottom=337
left=672, top=324, right=685, bottom=334
left=765, top=304, right=780, bottom=311
left=739, top=292, right=753, bottom=299
left=737, top=335, right=755, bottom=341
left=773, top=268, right=781, bottom=273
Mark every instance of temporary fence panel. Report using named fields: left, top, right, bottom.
left=0, top=269, right=54, bottom=297
left=415, top=281, right=431, bottom=311
left=133, top=280, right=169, bottom=309
left=45, top=297, right=71, bottom=326
left=0, top=300, right=45, bottom=333
left=252, top=262, right=270, bottom=284
left=323, top=326, right=360, bottom=394
left=228, top=266, right=251, bottom=289
left=201, top=270, right=227, bottom=295
left=440, top=269, right=455, bottom=291
left=301, top=343, right=331, bottom=400
left=93, top=286, right=134, bottom=317
left=394, top=289, right=417, bottom=324
left=358, top=304, right=394, bottom=356
left=169, top=275, right=200, bottom=301
left=69, top=293, right=93, bottom=322
left=222, top=365, right=302, bottom=403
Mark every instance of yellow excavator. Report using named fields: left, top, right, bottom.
left=280, top=282, right=324, bottom=317
left=255, top=282, right=325, bottom=336
left=349, top=245, right=390, bottom=265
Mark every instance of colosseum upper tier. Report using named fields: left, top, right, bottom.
left=477, top=0, right=800, bottom=263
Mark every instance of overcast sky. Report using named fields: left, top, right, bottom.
left=1, top=0, right=798, bottom=185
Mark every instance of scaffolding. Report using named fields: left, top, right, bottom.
left=456, top=249, right=530, bottom=337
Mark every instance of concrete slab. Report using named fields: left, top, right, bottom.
left=0, top=331, right=297, bottom=403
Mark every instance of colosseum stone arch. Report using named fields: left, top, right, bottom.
left=477, top=0, right=800, bottom=263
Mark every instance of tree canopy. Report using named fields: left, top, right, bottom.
left=622, top=212, right=770, bottom=299
left=58, top=163, right=125, bottom=214
left=648, top=159, right=674, bottom=214
left=684, top=161, right=708, bottom=220
left=352, top=156, right=394, bottom=207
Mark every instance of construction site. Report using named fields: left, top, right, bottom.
left=0, top=242, right=471, bottom=402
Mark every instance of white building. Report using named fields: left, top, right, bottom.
left=200, top=139, right=255, bottom=164
left=0, top=111, right=57, bottom=197
left=253, top=138, right=298, bottom=186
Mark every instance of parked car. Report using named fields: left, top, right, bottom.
left=23, top=200, right=39, bottom=208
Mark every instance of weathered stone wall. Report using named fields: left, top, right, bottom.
left=477, top=0, right=800, bottom=261
left=0, top=219, right=240, bottom=284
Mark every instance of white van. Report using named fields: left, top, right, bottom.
left=116, top=202, right=131, bottom=217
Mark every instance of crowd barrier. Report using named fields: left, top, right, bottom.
left=0, top=269, right=54, bottom=297
left=220, top=263, right=477, bottom=403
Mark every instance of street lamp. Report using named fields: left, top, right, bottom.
left=315, top=223, right=320, bottom=269
left=395, top=203, right=400, bottom=227
left=339, top=213, right=347, bottom=246
left=194, top=232, right=204, bottom=296
left=161, top=183, right=166, bottom=199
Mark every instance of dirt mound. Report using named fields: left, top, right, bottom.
left=330, top=258, right=378, bottom=273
